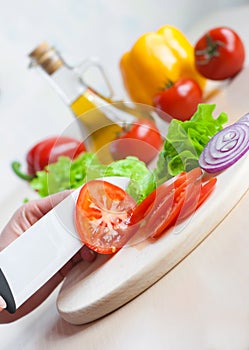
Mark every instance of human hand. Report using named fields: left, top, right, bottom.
left=0, top=190, right=96, bottom=322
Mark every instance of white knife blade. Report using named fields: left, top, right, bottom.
left=0, top=176, right=130, bottom=313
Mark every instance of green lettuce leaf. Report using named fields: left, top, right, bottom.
left=30, top=153, right=153, bottom=202
left=30, top=153, right=106, bottom=197
left=105, top=156, right=155, bottom=203
left=154, top=104, right=228, bottom=183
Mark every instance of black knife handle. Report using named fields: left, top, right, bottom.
left=0, top=268, right=16, bottom=313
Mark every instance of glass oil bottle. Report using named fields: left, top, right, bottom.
left=28, top=42, right=167, bottom=162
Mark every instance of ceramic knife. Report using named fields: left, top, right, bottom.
left=0, top=176, right=130, bottom=313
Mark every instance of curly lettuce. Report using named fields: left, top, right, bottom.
left=30, top=153, right=153, bottom=202
left=154, top=104, right=228, bottom=183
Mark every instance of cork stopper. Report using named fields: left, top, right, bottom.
left=29, top=42, right=63, bottom=75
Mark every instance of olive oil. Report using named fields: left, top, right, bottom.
left=70, top=89, right=121, bottom=154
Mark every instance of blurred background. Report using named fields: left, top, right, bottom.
left=1, top=0, right=248, bottom=96
left=0, top=0, right=249, bottom=213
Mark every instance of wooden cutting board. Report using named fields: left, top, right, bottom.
left=57, top=67, right=249, bottom=325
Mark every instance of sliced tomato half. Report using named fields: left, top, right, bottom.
left=75, top=180, right=136, bottom=254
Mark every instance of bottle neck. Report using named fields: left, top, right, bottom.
left=43, top=64, right=87, bottom=105
left=29, top=42, right=64, bottom=75
left=29, top=42, right=86, bottom=105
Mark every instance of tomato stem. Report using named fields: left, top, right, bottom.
left=122, top=121, right=132, bottom=133
left=195, top=33, right=226, bottom=65
left=11, top=161, right=35, bottom=181
left=164, top=80, right=174, bottom=90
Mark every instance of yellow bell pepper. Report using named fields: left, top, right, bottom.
left=120, top=25, right=206, bottom=106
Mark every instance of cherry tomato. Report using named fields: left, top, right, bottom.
left=75, top=180, right=136, bottom=254
left=153, top=78, right=202, bottom=121
left=109, top=119, right=162, bottom=164
left=194, top=27, right=245, bottom=80
left=27, top=136, right=86, bottom=175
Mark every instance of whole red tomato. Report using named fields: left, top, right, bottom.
left=153, top=78, right=202, bottom=121
left=27, top=136, right=86, bottom=175
left=109, top=119, right=162, bottom=164
left=194, top=27, right=245, bottom=80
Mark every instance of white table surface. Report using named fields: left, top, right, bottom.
left=1, top=3, right=249, bottom=349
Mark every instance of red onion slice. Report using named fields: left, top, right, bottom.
left=236, top=112, right=249, bottom=127
left=199, top=114, right=249, bottom=173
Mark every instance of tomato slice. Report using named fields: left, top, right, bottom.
left=129, top=167, right=203, bottom=241
left=175, top=176, right=217, bottom=224
left=148, top=190, right=183, bottom=239
left=75, top=180, right=136, bottom=254
left=176, top=176, right=202, bottom=222
left=149, top=168, right=203, bottom=239
left=130, top=171, right=187, bottom=226
left=197, top=177, right=217, bottom=208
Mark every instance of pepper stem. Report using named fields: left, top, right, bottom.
left=11, top=161, right=34, bottom=181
